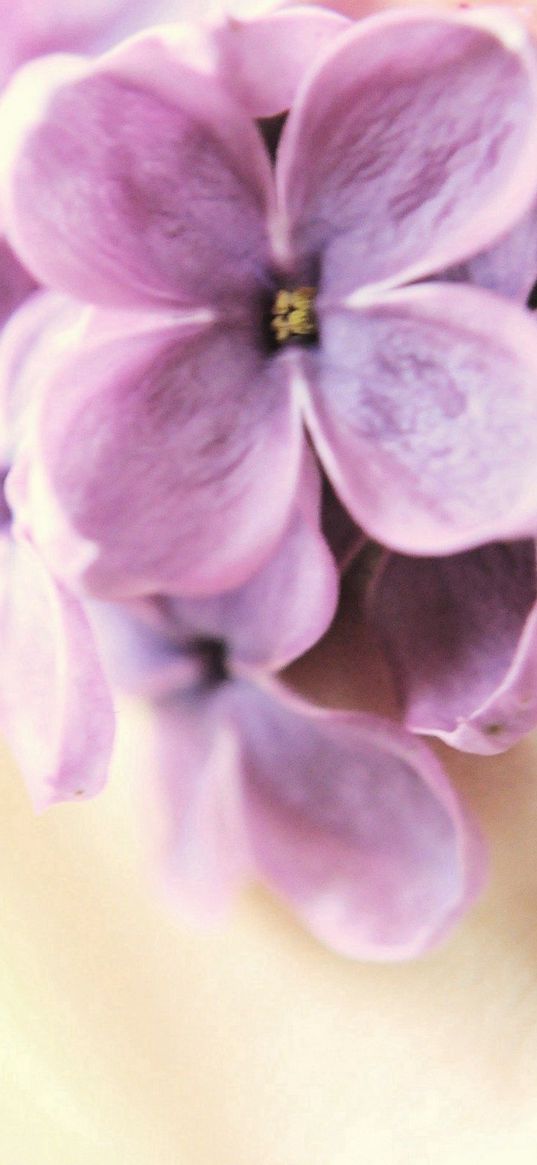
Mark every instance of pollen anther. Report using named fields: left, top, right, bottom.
left=270, top=286, right=318, bottom=345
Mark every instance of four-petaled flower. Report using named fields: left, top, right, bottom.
left=2, top=7, right=537, bottom=600
left=91, top=547, right=485, bottom=961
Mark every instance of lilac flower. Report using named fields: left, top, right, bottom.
left=346, top=534, right=537, bottom=757
left=0, top=302, right=115, bottom=810
left=92, top=576, right=485, bottom=961
left=2, top=7, right=537, bottom=599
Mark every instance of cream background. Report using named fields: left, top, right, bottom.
left=1, top=704, right=537, bottom=1163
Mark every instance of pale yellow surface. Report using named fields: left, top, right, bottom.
left=0, top=703, right=537, bottom=1163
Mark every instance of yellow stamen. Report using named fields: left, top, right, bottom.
left=270, top=286, right=317, bottom=345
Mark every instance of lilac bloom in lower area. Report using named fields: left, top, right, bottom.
left=349, top=536, right=537, bottom=757
left=0, top=296, right=115, bottom=810
left=93, top=585, right=486, bottom=961
left=3, top=8, right=537, bottom=598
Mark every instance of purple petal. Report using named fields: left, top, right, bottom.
left=306, top=283, right=537, bottom=554
left=212, top=4, right=350, bottom=118
left=277, top=7, right=537, bottom=290
left=367, top=541, right=537, bottom=755
left=0, top=290, right=77, bottom=462
left=147, top=691, right=250, bottom=921
left=0, top=535, right=114, bottom=810
left=0, top=1, right=217, bottom=85
left=445, top=199, right=537, bottom=305
left=234, top=679, right=485, bottom=959
left=166, top=450, right=339, bottom=671
left=87, top=598, right=207, bottom=699
left=0, top=39, right=274, bottom=308
left=22, top=309, right=303, bottom=598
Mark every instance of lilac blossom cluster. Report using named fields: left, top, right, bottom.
left=1, top=0, right=537, bottom=960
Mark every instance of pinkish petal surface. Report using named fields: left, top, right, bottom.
left=149, top=691, right=250, bottom=921
left=0, top=0, right=216, bottom=84
left=0, top=535, right=114, bottom=810
left=212, top=4, right=350, bottom=117
left=0, top=36, right=274, bottom=309
left=23, top=309, right=303, bottom=598
left=0, top=289, right=78, bottom=461
left=367, top=541, right=537, bottom=755
left=306, top=283, right=537, bottom=555
left=234, top=679, right=485, bottom=959
left=450, top=198, right=537, bottom=304
left=277, top=8, right=537, bottom=290
left=166, top=450, right=339, bottom=671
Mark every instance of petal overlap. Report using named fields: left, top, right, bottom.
left=451, top=198, right=537, bottom=304
left=367, top=541, right=537, bottom=754
left=233, top=679, right=485, bottom=959
left=165, top=451, right=338, bottom=671
left=211, top=4, right=350, bottom=118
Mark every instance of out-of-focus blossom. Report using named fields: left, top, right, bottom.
left=0, top=0, right=216, bottom=85
left=346, top=534, right=537, bottom=757
left=92, top=579, right=486, bottom=960
left=296, top=0, right=537, bottom=29
left=3, top=8, right=537, bottom=601
left=0, top=294, right=114, bottom=809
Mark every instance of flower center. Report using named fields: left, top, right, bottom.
left=270, top=286, right=318, bottom=347
left=190, top=637, right=230, bottom=688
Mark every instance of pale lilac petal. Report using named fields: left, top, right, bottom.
left=212, top=4, right=350, bottom=117
left=88, top=599, right=206, bottom=699
left=90, top=1, right=218, bottom=53
left=0, top=535, right=114, bottom=810
left=447, top=199, right=537, bottom=304
left=0, top=39, right=274, bottom=308
left=235, top=679, right=485, bottom=959
left=0, top=0, right=215, bottom=81
left=166, top=451, right=339, bottom=670
left=367, top=541, right=537, bottom=755
left=306, top=284, right=537, bottom=555
left=148, top=691, right=250, bottom=921
left=22, top=310, right=303, bottom=598
left=277, top=8, right=537, bottom=290
left=0, top=290, right=77, bottom=461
